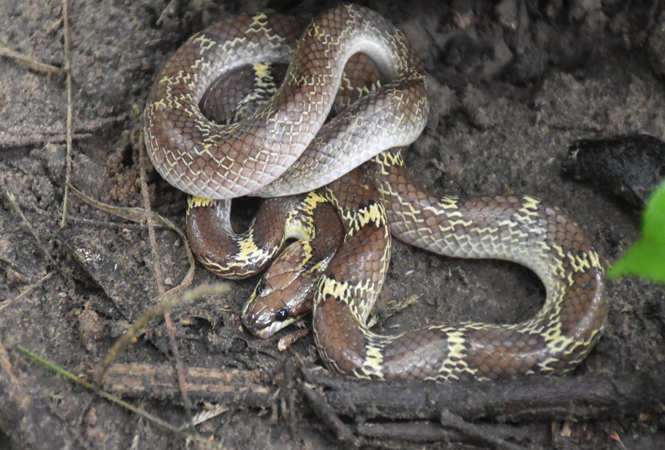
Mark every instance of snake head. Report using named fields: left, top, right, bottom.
left=241, top=240, right=319, bottom=338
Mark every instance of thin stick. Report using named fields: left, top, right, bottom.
left=300, top=384, right=357, bottom=444
left=0, top=133, right=92, bottom=149
left=100, top=363, right=271, bottom=406
left=439, top=409, right=525, bottom=450
left=301, top=366, right=665, bottom=423
left=0, top=271, right=56, bottom=312
left=0, top=337, right=29, bottom=409
left=2, top=184, right=56, bottom=267
left=137, top=138, right=195, bottom=418
left=97, top=282, right=232, bottom=384
left=0, top=43, right=65, bottom=73
left=67, top=182, right=202, bottom=397
left=59, top=0, right=73, bottom=228
left=67, top=183, right=197, bottom=293
left=14, top=345, right=210, bottom=442
left=1, top=115, right=127, bottom=149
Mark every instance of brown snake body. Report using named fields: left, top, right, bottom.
left=144, top=4, right=428, bottom=199
left=145, top=4, right=608, bottom=381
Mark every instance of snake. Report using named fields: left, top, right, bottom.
left=144, top=4, right=608, bottom=381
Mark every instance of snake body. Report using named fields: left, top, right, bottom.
left=145, top=4, right=607, bottom=381
left=144, top=4, right=428, bottom=199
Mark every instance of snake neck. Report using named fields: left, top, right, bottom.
left=186, top=193, right=326, bottom=279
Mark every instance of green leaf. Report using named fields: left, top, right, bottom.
left=609, top=180, right=665, bottom=282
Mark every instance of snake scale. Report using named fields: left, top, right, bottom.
left=144, top=4, right=607, bottom=381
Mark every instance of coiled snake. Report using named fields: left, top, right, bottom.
left=144, top=4, right=607, bottom=381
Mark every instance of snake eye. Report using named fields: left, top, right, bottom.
left=275, top=308, right=289, bottom=322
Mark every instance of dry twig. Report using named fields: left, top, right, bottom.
left=137, top=138, right=196, bottom=419
left=302, top=366, right=665, bottom=423
left=101, top=362, right=272, bottom=406
left=0, top=271, right=56, bottom=312
left=96, top=282, right=231, bottom=383
left=59, top=0, right=73, bottom=228
left=2, top=184, right=56, bottom=267
left=0, top=115, right=127, bottom=149
left=12, top=345, right=210, bottom=445
left=0, top=43, right=64, bottom=73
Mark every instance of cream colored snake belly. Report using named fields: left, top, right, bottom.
left=144, top=4, right=608, bottom=381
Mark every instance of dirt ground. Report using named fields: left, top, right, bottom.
left=1, top=0, right=665, bottom=449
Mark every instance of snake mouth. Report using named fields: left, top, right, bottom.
left=244, top=316, right=298, bottom=339
left=241, top=295, right=302, bottom=339
left=241, top=272, right=315, bottom=339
